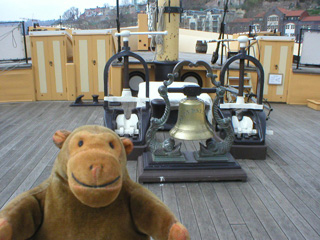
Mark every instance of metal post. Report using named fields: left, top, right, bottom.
left=296, top=28, right=303, bottom=69
left=220, top=39, right=224, bottom=65
left=21, top=21, right=28, bottom=64
left=247, top=39, right=250, bottom=67
left=123, top=41, right=130, bottom=88
left=116, top=0, right=121, bottom=57
left=238, top=49, right=245, bottom=97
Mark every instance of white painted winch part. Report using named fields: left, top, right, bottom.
left=115, top=114, right=139, bottom=136
left=238, top=35, right=249, bottom=48
left=220, top=96, right=264, bottom=110
left=104, top=88, right=149, bottom=104
left=115, top=30, right=168, bottom=42
left=232, top=116, right=257, bottom=137
left=236, top=96, right=245, bottom=104
left=121, top=88, right=132, bottom=97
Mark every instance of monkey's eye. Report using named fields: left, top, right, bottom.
left=109, top=142, right=114, bottom=149
left=78, top=140, right=83, bottom=147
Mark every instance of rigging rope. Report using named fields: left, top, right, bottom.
left=0, top=26, right=19, bottom=48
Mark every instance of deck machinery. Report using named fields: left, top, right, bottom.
left=103, top=30, right=167, bottom=160
left=218, top=36, right=268, bottom=160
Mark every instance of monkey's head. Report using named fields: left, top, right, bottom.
left=52, top=125, right=133, bottom=208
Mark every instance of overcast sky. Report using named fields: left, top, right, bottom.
left=0, top=0, right=142, bottom=21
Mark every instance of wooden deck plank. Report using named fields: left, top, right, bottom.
left=243, top=160, right=320, bottom=239
left=213, top=182, right=245, bottom=225
left=261, top=158, right=320, bottom=218
left=200, top=183, right=237, bottom=240
left=269, top=105, right=320, bottom=150
left=0, top=103, right=66, bottom=155
left=0, top=102, right=55, bottom=140
left=127, top=161, right=138, bottom=182
left=0, top=102, right=26, bottom=121
left=239, top=162, right=306, bottom=240
left=274, top=104, right=320, bottom=135
left=162, top=183, right=181, bottom=221
left=267, top=136, right=320, bottom=192
left=0, top=102, right=40, bottom=134
left=269, top=112, right=320, bottom=149
left=31, top=166, right=52, bottom=188
left=269, top=121, right=320, bottom=163
left=267, top=117, right=320, bottom=165
left=267, top=145, right=320, bottom=201
left=0, top=102, right=57, bottom=154
left=0, top=103, right=67, bottom=182
left=267, top=120, right=320, bottom=172
left=228, top=180, right=288, bottom=240
left=147, top=183, right=163, bottom=201
left=231, top=224, right=254, bottom=240
left=0, top=102, right=320, bottom=240
left=187, top=183, right=219, bottom=240
left=0, top=104, right=64, bottom=170
left=174, top=183, right=202, bottom=240
left=226, top=182, right=271, bottom=240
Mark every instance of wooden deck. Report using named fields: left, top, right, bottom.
left=0, top=101, right=320, bottom=240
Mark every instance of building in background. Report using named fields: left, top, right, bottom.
left=181, top=10, right=222, bottom=32
left=226, top=6, right=320, bottom=40
left=81, top=6, right=109, bottom=19
left=181, top=8, right=244, bottom=32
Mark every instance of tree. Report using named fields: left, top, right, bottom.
left=181, top=0, right=212, bottom=10
left=62, top=7, right=79, bottom=21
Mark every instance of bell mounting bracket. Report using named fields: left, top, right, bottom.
left=146, top=60, right=234, bottom=158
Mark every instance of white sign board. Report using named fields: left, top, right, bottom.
left=300, top=31, right=320, bottom=65
left=268, top=74, right=283, bottom=85
left=0, top=24, right=25, bottom=61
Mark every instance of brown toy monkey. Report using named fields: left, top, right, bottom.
left=0, top=125, right=189, bottom=240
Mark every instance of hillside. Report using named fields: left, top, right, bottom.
left=181, top=0, right=320, bottom=16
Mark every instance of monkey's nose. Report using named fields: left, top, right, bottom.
left=90, top=164, right=103, bottom=181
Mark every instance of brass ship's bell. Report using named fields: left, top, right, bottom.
left=169, top=97, right=215, bottom=141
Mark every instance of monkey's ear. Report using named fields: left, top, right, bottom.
left=53, top=130, right=71, bottom=149
left=121, top=138, right=134, bottom=156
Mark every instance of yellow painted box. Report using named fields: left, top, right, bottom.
left=307, top=99, right=320, bottom=111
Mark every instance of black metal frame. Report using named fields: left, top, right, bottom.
left=0, top=21, right=28, bottom=64
left=219, top=48, right=265, bottom=105
left=181, top=71, right=203, bottom=87
left=296, top=28, right=320, bottom=69
left=103, top=41, right=150, bottom=104
left=103, top=41, right=151, bottom=148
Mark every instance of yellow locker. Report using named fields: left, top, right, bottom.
left=258, top=36, right=294, bottom=102
left=73, top=31, right=115, bottom=100
left=30, top=32, right=70, bottom=100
